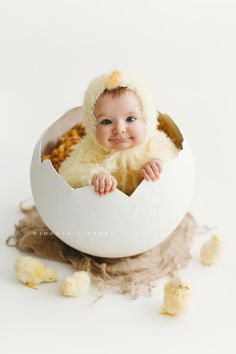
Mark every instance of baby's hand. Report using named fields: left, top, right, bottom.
left=92, top=172, right=117, bottom=196
left=141, top=158, right=163, bottom=181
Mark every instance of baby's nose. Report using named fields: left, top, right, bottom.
left=113, top=122, right=126, bottom=134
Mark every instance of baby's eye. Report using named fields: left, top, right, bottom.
left=126, top=116, right=136, bottom=123
left=101, top=119, right=112, bottom=125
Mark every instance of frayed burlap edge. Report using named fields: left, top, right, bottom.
left=9, top=205, right=197, bottom=298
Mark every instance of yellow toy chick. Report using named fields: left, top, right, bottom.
left=60, top=271, right=91, bottom=297
left=160, top=276, right=191, bottom=316
left=200, top=234, right=223, bottom=266
left=15, top=256, right=57, bottom=289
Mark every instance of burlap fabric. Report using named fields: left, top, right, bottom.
left=10, top=205, right=197, bottom=298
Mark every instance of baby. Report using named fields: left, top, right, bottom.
left=59, top=71, right=178, bottom=196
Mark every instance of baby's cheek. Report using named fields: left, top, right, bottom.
left=96, top=128, right=107, bottom=145
left=132, top=125, right=146, bottom=145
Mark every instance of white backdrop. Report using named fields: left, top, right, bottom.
left=0, top=1, right=235, bottom=353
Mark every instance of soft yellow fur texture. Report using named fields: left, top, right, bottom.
left=59, top=127, right=179, bottom=196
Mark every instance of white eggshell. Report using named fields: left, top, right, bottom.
left=30, top=107, right=195, bottom=258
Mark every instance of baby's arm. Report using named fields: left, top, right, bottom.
left=59, top=156, right=117, bottom=195
left=141, top=158, right=163, bottom=181
left=59, top=159, right=110, bottom=189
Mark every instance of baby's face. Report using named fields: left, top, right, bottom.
left=94, top=89, right=146, bottom=149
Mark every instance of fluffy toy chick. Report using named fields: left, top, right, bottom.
left=200, top=234, right=223, bottom=266
left=60, top=271, right=91, bottom=297
left=15, top=256, right=57, bottom=289
left=160, top=276, right=191, bottom=316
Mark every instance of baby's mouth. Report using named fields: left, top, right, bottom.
left=110, top=137, right=132, bottom=142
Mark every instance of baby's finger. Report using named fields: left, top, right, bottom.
left=98, top=177, right=106, bottom=195
left=154, top=159, right=163, bottom=173
left=110, top=179, right=117, bottom=192
left=141, top=168, right=152, bottom=181
left=149, top=161, right=160, bottom=178
left=144, top=164, right=156, bottom=180
left=104, top=178, right=113, bottom=194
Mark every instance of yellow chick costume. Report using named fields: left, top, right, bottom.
left=59, top=71, right=179, bottom=196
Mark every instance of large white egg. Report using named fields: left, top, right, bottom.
left=30, top=107, right=195, bottom=258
